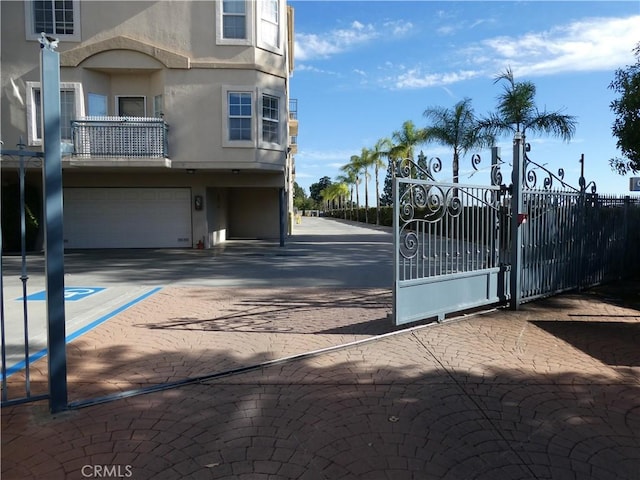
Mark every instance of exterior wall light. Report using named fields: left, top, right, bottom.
left=194, top=195, right=203, bottom=211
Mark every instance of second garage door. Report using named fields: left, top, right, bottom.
left=64, top=188, right=192, bottom=249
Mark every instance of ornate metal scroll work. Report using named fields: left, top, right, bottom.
left=396, top=152, right=443, bottom=182
left=523, top=149, right=597, bottom=194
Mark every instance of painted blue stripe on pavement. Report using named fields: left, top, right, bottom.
left=5, top=287, right=163, bottom=377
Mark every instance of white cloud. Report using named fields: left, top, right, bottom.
left=471, top=15, right=640, bottom=77
left=294, top=18, right=414, bottom=62
left=296, top=148, right=355, bottom=163
left=297, top=63, right=340, bottom=76
left=436, top=25, right=456, bottom=36
left=384, top=15, right=640, bottom=90
left=295, top=22, right=378, bottom=61
left=389, top=69, right=480, bottom=90
left=383, top=20, right=414, bottom=36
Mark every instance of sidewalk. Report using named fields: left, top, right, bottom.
left=2, top=218, right=640, bottom=479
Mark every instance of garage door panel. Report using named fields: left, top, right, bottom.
left=64, top=188, right=192, bottom=249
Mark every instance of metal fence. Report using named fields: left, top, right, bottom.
left=393, top=141, right=640, bottom=325
left=71, top=116, right=169, bottom=158
left=519, top=191, right=640, bottom=302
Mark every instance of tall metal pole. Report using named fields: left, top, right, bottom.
left=279, top=187, right=286, bottom=247
left=509, top=133, right=524, bottom=310
left=18, top=139, right=32, bottom=397
left=40, top=39, right=68, bottom=412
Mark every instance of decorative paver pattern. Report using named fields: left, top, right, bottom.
left=2, top=284, right=639, bottom=479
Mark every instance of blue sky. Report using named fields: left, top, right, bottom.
left=289, top=1, right=640, bottom=201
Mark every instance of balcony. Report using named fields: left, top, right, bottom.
left=71, top=116, right=169, bottom=159
left=288, top=99, right=298, bottom=137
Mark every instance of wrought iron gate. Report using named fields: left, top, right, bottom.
left=393, top=153, right=509, bottom=325
left=393, top=137, right=640, bottom=326
left=1, top=145, right=49, bottom=406
left=1, top=42, right=68, bottom=412
left=518, top=153, right=640, bottom=303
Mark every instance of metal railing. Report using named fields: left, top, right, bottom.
left=289, top=98, right=298, bottom=120
left=519, top=192, right=640, bottom=302
left=71, top=116, right=169, bottom=158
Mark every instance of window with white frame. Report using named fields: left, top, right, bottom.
left=216, top=0, right=252, bottom=45
left=116, top=96, right=146, bottom=117
left=26, top=82, right=84, bottom=146
left=261, top=94, right=280, bottom=144
left=25, top=0, right=81, bottom=42
left=153, top=95, right=164, bottom=118
left=228, top=91, right=253, bottom=141
left=258, top=0, right=281, bottom=52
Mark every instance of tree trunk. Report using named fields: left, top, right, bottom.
left=355, top=182, right=360, bottom=222
left=364, top=174, right=369, bottom=224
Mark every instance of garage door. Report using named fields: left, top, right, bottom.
left=64, top=188, right=192, bottom=248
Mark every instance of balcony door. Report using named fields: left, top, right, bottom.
left=117, top=96, right=146, bottom=117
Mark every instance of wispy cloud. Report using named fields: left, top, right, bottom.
left=385, top=15, right=640, bottom=90
left=296, top=148, right=354, bottom=163
left=295, top=19, right=414, bottom=61
left=296, top=64, right=340, bottom=76
left=384, top=68, right=480, bottom=90
left=468, top=15, right=640, bottom=77
left=383, top=20, right=413, bottom=36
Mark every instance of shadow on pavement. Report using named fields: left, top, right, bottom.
left=2, top=343, right=639, bottom=480
left=531, top=320, right=640, bottom=367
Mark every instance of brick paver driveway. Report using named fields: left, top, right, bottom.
left=2, top=217, right=639, bottom=479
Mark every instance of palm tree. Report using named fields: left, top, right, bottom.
left=340, top=155, right=363, bottom=221
left=479, top=67, right=577, bottom=145
left=356, top=147, right=373, bottom=224
left=390, top=120, right=427, bottom=161
left=423, top=98, right=494, bottom=184
left=320, top=186, right=337, bottom=212
left=370, top=137, right=393, bottom=224
left=336, top=171, right=357, bottom=220
left=332, top=182, right=350, bottom=219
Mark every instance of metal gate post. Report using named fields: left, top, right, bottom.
left=41, top=40, right=68, bottom=412
left=279, top=187, right=286, bottom=247
left=509, top=133, right=525, bottom=310
left=392, top=159, right=399, bottom=324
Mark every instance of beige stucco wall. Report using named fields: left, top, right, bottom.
left=1, top=1, right=293, bottom=246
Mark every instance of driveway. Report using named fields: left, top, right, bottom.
left=1, top=216, right=394, bottom=389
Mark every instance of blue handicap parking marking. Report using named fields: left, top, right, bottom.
left=18, top=287, right=106, bottom=302
left=63, top=287, right=106, bottom=301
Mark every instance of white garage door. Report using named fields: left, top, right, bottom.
left=64, top=188, right=192, bottom=248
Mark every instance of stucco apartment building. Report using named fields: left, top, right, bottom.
left=1, top=0, right=297, bottom=250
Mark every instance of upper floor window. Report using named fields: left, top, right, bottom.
left=216, top=0, right=252, bottom=46
left=87, top=93, right=107, bottom=116
left=258, top=0, right=281, bottom=52
left=26, top=82, right=84, bottom=146
left=153, top=95, right=164, bottom=118
left=261, top=94, right=279, bottom=144
left=116, top=96, right=146, bottom=117
left=25, top=1, right=81, bottom=42
left=222, top=86, right=284, bottom=149
left=223, top=0, right=246, bottom=39
left=228, top=92, right=252, bottom=141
